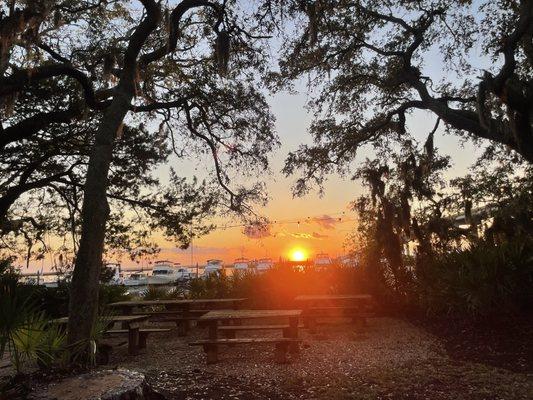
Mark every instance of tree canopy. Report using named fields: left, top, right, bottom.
left=279, top=0, right=533, bottom=194
left=0, top=0, right=279, bottom=264
left=1, top=0, right=279, bottom=354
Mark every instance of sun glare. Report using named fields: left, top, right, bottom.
left=290, top=248, right=307, bottom=262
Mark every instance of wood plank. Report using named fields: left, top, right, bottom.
left=109, top=298, right=247, bottom=308
left=294, top=294, right=372, bottom=302
left=307, top=306, right=366, bottom=310
left=51, top=314, right=149, bottom=325
left=131, top=310, right=207, bottom=316
left=218, top=324, right=290, bottom=331
left=189, top=338, right=302, bottom=345
left=105, top=328, right=170, bottom=334
left=199, top=309, right=302, bottom=320
left=163, top=316, right=204, bottom=321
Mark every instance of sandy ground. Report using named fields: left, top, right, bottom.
left=105, top=317, right=533, bottom=400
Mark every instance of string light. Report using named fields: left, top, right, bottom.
left=212, top=210, right=357, bottom=231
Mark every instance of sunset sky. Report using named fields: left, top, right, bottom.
left=23, top=9, right=493, bottom=272
left=141, top=79, right=483, bottom=269
left=146, top=23, right=492, bottom=268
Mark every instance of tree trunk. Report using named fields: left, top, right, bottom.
left=66, top=93, right=131, bottom=355
left=66, top=0, right=160, bottom=359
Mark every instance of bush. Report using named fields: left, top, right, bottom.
left=99, top=284, right=131, bottom=309
left=416, top=238, right=533, bottom=316
left=140, top=285, right=169, bottom=300
left=187, top=265, right=369, bottom=308
left=0, top=261, right=67, bottom=374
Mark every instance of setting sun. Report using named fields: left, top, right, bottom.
left=290, top=248, right=308, bottom=262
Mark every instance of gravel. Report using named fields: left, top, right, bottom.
left=106, top=317, right=533, bottom=399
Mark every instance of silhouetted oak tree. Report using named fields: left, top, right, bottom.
left=0, top=0, right=277, bottom=358
left=279, top=0, right=533, bottom=192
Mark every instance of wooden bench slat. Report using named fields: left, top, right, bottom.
left=162, top=316, right=202, bottom=321
left=189, top=338, right=301, bottom=346
left=218, top=324, right=290, bottom=331
left=132, top=310, right=208, bottom=316
left=104, top=328, right=170, bottom=334
left=305, top=307, right=374, bottom=315
left=305, top=306, right=366, bottom=311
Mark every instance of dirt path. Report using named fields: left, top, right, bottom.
left=109, top=317, right=532, bottom=399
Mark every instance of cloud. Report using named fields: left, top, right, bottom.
left=282, top=231, right=328, bottom=240
left=312, top=232, right=329, bottom=239
left=312, top=215, right=341, bottom=229
left=290, top=232, right=314, bottom=239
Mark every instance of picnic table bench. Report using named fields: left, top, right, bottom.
left=50, top=315, right=168, bottom=355
left=294, top=294, right=374, bottom=330
left=190, top=309, right=302, bottom=364
left=109, top=298, right=246, bottom=336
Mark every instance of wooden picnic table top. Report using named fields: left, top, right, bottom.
left=294, top=294, right=373, bottom=302
left=51, top=314, right=149, bottom=325
left=199, top=309, right=302, bottom=321
left=109, top=298, right=247, bottom=308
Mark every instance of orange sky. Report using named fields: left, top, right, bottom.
left=18, top=81, right=483, bottom=272
left=149, top=210, right=359, bottom=267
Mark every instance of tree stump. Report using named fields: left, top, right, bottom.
left=29, top=369, right=166, bottom=400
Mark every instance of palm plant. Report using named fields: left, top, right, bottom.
left=141, top=286, right=168, bottom=300
left=0, top=292, right=66, bottom=373
left=417, top=238, right=533, bottom=316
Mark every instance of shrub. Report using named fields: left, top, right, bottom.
left=99, top=284, right=131, bottom=309
left=0, top=278, right=67, bottom=373
left=187, top=265, right=369, bottom=308
left=141, top=285, right=168, bottom=300
left=416, top=238, right=533, bottom=316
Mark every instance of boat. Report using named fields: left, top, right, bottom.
left=338, top=254, right=360, bottom=268
left=233, top=257, right=251, bottom=272
left=204, top=259, right=224, bottom=276
left=314, top=253, right=332, bottom=267
left=123, top=272, right=149, bottom=286
left=105, top=263, right=124, bottom=285
left=146, top=260, right=191, bottom=285
left=255, top=258, right=273, bottom=273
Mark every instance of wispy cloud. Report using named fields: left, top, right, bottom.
left=312, top=232, right=329, bottom=239
left=291, top=232, right=314, bottom=239
left=275, top=230, right=328, bottom=240
left=312, top=215, right=340, bottom=229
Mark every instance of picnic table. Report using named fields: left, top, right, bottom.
left=109, top=298, right=247, bottom=336
left=50, top=315, right=160, bottom=354
left=294, top=294, right=374, bottom=330
left=190, top=309, right=302, bottom=364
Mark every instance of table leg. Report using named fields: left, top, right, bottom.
left=178, top=304, right=191, bottom=336
left=128, top=327, right=139, bottom=355
left=206, top=320, right=219, bottom=363
left=138, top=331, right=148, bottom=349
left=288, top=316, right=299, bottom=354
left=208, top=320, right=218, bottom=340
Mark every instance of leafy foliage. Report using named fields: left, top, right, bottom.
left=417, top=239, right=533, bottom=316
left=141, top=286, right=169, bottom=301
left=349, top=146, right=533, bottom=315
left=278, top=0, right=533, bottom=195
left=187, top=265, right=369, bottom=308
left=1, top=0, right=279, bottom=266
left=0, top=260, right=66, bottom=373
